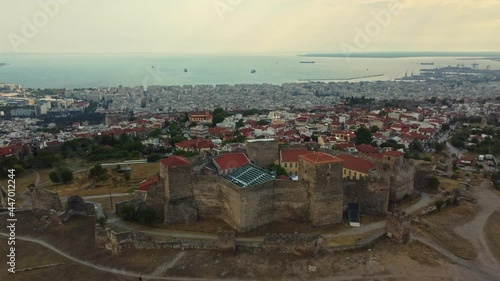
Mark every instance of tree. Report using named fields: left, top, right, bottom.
left=13, top=164, right=25, bottom=174
left=370, top=126, right=380, bottom=133
left=243, top=108, right=258, bottom=116
left=148, top=128, right=162, bottom=138
left=235, top=119, right=245, bottom=129
left=147, top=153, right=162, bottom=163
left=169, top=136, right=187, bottom=146
left=136, top=208, right=158, bottom=225
left=123, top=171, right=131, bottom=183
left=89, top=164, right=109, bottom=182
left=212, top=107, right=227, bottom=124
left=269, top=163, right=288, bottom=177
left=355, top=127, right=373, bottom=145
left=409, top=139, right=423, bottom=153
left=428, top=177, right=440, bottom=190
left=433, top=141, right=446, bottom=153
left=49, top=167, right=74, bottom=184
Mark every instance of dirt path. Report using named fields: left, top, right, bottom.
left=144, top=252, right=187, bottom=281
left=0, top=232, right=246, bottom=281
left=414, top=233, right=500, bottom=281
left=454, top=180, right=500, bottom=274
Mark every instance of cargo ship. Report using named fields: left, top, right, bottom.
left=421, top=62, right=435, bottom=65
left=300, top=61, right=315, bottom=64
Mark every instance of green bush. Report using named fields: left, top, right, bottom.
left=119, top=205, right=158, bottom=225
left=49, top=166, right=74, bottom=184
left=435, top=200, right=445, bottom=211
left=428, top=177, right=440, bottom=190
left=97, top=216, right=107, bottom=228
left=120, top=205, right=136, bottom=221
left=136, top=208, right=158, bottom=225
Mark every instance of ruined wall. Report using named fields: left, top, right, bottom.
left=32, top=188, right=63, bottom=212
left=343, top=179, right=389, bottom=215
left=261, top=233, right=324, bottom=256
left=246, top=140, right=279, bottom=168
left=386, top=210, right=410, bottom=244
left=96, top=225, right=237, bottom=253
left=299, top=159, right=343, bottom=226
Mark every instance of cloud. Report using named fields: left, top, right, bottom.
left=0, top=0, right=498, bottom=53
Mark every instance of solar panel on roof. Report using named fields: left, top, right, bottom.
left=224, top=164, right=275, bottom=188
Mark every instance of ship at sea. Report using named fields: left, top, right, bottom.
left=184, top=68, right=188, bottom=73
left=300, top=61, right=315, bottom=64
left=251, top=69, right=256, bottom=73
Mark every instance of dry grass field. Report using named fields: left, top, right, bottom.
left=416, top=201, right=479, bottom=260
left=484, top=211, right=500, bottom=263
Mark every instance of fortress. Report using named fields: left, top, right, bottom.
left=132, top=139, right=415, bottom=232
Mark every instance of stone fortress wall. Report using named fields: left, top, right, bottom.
left=136, top=140, right=415, bottom=233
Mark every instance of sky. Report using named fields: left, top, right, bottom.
left=0, top=0, right=499, bottom=54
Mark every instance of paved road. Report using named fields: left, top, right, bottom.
left=0, top=232, right=246, bottom=281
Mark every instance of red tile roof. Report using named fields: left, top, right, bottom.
left=280, top=149, right=314, bottom=163
left=136, top=175, right=159, bottom=191
left=356, top=144, right=379, bottom=154
left=299, top=152, right=343, bottom=165
left=365, top=153, right=384, bottom=159
left=337, top=154, right=376, bottom=174
left=175, top=139, right=214, bottom=150
left=160, top=156, right=191, bottom=167
left=336, top=142, right=356, bottom=150
left=209, top=127, right=232, bottom=135
left=213, top=153, right=251, bottom=170
left=0, top=145, right=21, bottom=157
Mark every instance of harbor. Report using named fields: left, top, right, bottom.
left=299, top=74, right=384, bottom=81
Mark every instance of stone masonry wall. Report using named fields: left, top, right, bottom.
left=299, top=159, right=343, bottom=226
left=388, top=160, right=415, bottom=201
left=386, top=210, right=410, bottom=244
left=343, top=179, right=389, bottom=216
left=145, top=181, right=166, bottom=221
left=239, top=181, right=277, bottom=232
left=166, top=165, right=194, bottom=200
left=246, top=140, right=279, bottom=168
left=274, top=180, right=309, bottom=222
left=32, top=188, right=63, bottom=212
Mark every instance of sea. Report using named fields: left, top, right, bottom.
left=0, top=53, right=499, bottom=89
